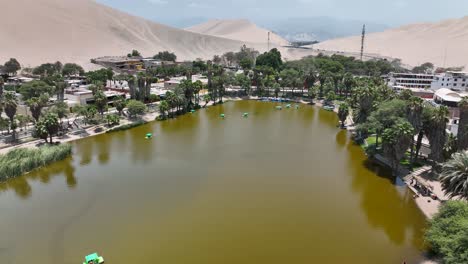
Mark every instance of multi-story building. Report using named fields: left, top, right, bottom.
left=387, top=73, right=435, bottom=89
left=431, top=71, right=468, bottom=91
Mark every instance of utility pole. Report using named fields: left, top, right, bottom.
left=360, top=24, right=366, bottom=61
left=268, top=32, right=271, bottom=51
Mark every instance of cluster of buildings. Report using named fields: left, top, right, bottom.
left=386, top=71, right=468, bottom=136
left=92, top=56, right=177, bottom=73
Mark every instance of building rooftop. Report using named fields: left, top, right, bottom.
left=94, top=56, right=142, bottom=63
left=434, top=88, right=468, bottom=103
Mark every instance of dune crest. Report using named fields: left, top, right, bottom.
left=187, top=19, right=289, bottom=46
left=314, top=16, right=468, bottom=69
left=0, top=0, right=269, bottom=69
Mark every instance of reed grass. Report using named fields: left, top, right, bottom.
left=0, top=144, right=72, bottom=181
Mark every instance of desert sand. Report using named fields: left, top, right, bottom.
left=314, top=16, right=468, bottom=69
left=186, top=19, right=290, bottom=46
left=0, top=0, right=272, bottom=70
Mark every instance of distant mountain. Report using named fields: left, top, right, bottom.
left=186, top=19, right=290, bottom=46
left=258, top=17, right=389, bottom=42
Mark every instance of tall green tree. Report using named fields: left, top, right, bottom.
left=93, top=89, right=108, bottom=116
left=42, top=113, right=59, bottom=143
left=4, top=58, right=21, bottom=76
left=426, top=106, right=449, bottom=164
left=255, top=48, right=282, bottom=71
left=55, top=81, right=67, bottom=101
left=3, top=92, right=18, bottom=140
left=338, top=102, right=350, bottom=128
left=458, top=97, right=468, bottom=151
left=113, top=96, right=126, bottom=116
left=240, top=58, right=254, bottom=73
left=343, top=73, right=355, bottom=97
left=62, top=63, right=84, bottom=76
left=33, top=62, right=62, bottom=76
left=192, top=80, right=203, bottom=105
left=353, top=86, right=375, bottom=124
left=158, top=100, right=169, bottom=119
left=86, top=68, right=113, bottom=85
left=308, top=85, right=318, bottom=104
left=406, top=97, right=424, bottom=165
left=19, top=80, right=54, bottom=100
left=153, top=51, right=176, bottom=62
left=382, top=120, right=414, bottom=175
left=26, top=95, right=48, bottom=122
left=126, top=100, right=147, bottom=118
left=179, top=79, right=194, bottom=109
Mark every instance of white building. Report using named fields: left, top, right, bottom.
left=431, top=71, right=468, bottom=91
left=163, top=75, right=209, bottom=89
left=433, top=88, right=467, bottom=108
left=387, top=73, right=435, bottom=89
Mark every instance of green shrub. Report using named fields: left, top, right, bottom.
left=0, top=144, right=72, bottom=181
left=425, top=201, right=468, bottom=264
left=106, top=120, right=147, bottom=133
left=127, top=100, right=147, bottom=118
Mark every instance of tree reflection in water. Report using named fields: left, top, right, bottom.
left=0, top=157, right=76, bottom=198
left=345, top=139, right=427, bottom=250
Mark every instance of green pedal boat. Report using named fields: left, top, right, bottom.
left=83, top=253, right=104, bottom=264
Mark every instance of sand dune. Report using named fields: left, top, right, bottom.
left=0, top=0, right=270, bottom=69
left=186, top=19, right=290, bottom=46
left=314, top=16, right=468, bottom=69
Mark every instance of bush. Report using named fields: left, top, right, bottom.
left=106, top=120, right=147, bottom=133
left=0, top=144, right=72, bottom=181
left=126, top=100, right=147, bottom=118
left=425, top=201, right=468, bottom=264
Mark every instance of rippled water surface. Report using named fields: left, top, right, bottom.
left=0, top=101, right=427, bottom=264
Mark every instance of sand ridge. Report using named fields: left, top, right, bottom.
left=314, top=16, right=468, bottom=69
left=186, top=19, right=290, bottom=46
left=0, top=0, right=271, bottom=69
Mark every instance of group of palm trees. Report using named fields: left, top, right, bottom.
left=352, top=81, right=468, bottom=199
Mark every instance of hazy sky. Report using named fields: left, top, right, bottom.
left=97, top=0, right=468, bottom=27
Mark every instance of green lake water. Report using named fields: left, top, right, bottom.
left=0, top=101, right=427, bottom=264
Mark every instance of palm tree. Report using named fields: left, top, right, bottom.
left=406, top=97, right=424, bottom=165
left=165, top=91, right=177, bottom=117
left=439, top=150, right=468, bottom=199
left=56, top=81, right=67, bottom=101
left=158, top=100, right=169, bottom=119
left=26, top=96, right=48, bottom=122
left=338, top=102, right=350, bottom=128
left=3, top=92, right=18, bottom=141
left=0, top=77, right=4, bottom=114
left=93, top=89, right=108, bottom=116
left=192, top=80, right=203, bottom=106
left=318, top=70, right=330, bottom=98
left=332, top=73, right=343, bottom=95
left=203, top=94, right=211, bottom=108
left=343, top=73, right=354, bottom=98
left=354, top=86, right=375, bottom=124
left=458, top=97, right=468, bottom=150
left=114, top=96, right=126, bottom=116
left=127, top=75, right=137, bottom=100
left=426, top=106, right=449, bottom=164
left=382, top=120, right=414, bottom=175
